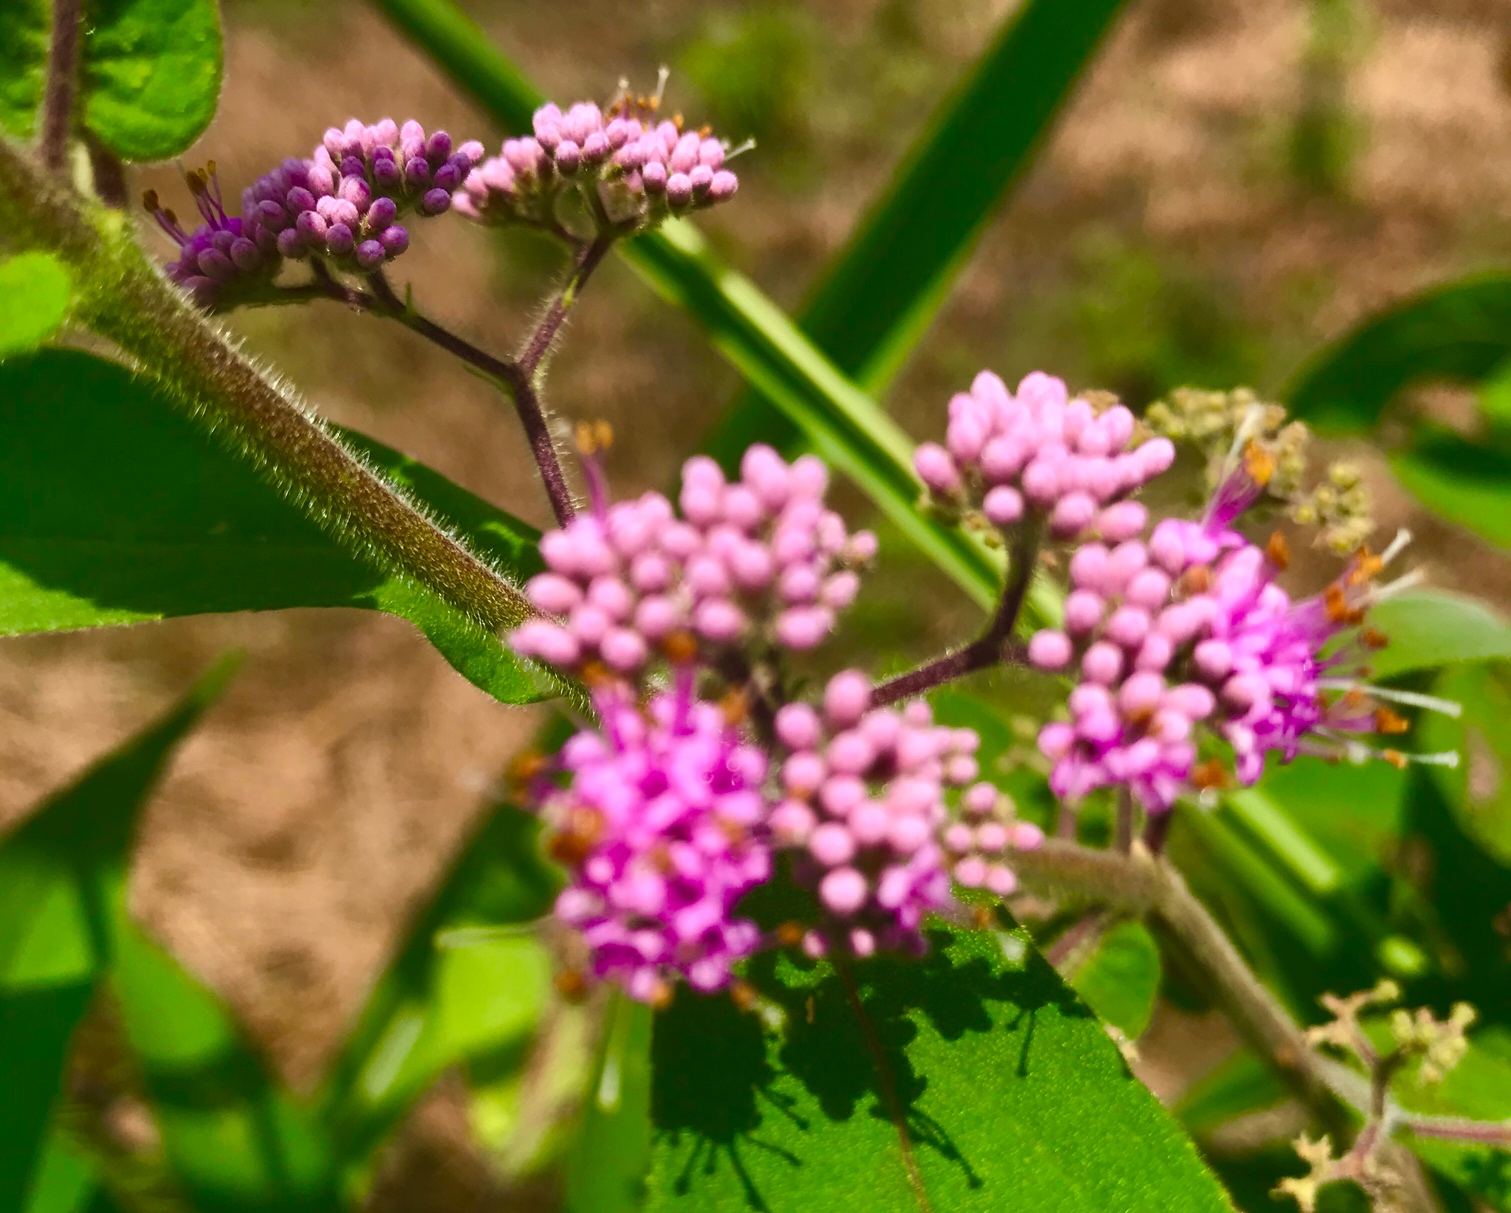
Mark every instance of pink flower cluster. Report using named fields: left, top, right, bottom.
left=456, top=93, right=738, bottom=231
left=146, top=119, right=481, bottom=309
left=943, top=784, right=1046, bottom=896
left=1029, top=467, right=1438, bottom=811
left=914, top=371, right=1175, bottom=540
left=510, top=445, right=876, bottom=677
left=768, top=671, right=986, bottom=959
left=542, top=683, right=771, bottom=1003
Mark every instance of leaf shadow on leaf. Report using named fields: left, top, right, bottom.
left=649, top=927, right=1089, bottom=1211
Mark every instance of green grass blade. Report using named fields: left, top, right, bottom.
left=702, top=0, right=1129, bottom=467
left=0, top=657, right=236, bottom=1213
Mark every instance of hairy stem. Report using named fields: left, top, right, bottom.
left=873, top=522, right=1042, bottom=706
left=519, top=234, right=614, bottom=378
left=41, top=0, right=82, bottom=173
left=84, top=133, right=129, bottom=209
left=0, top=137, right=538, bottom=642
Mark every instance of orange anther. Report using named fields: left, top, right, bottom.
left=554, top=969, right=588, bottom=1000
left=729, top=980, right=757, bottom=1011
left=1265, top=531, right=1291, bottom=571
left=1192, top=759, right=1231, bottom=790
left=1243, top=441, right=1276, bottom=487
left=1375, top=707, right=1410, bottom=735
left=662, top=630, right=700, bottom=665
left=1382, top=749, right=1409, bottom=770
left=776, top=921, right=805, bottom=947
left=1361, top=628, right=1390, bottom=650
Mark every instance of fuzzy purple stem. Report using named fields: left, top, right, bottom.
left=1403, top=1116, right=1511, bottom=1147
left=41, top=0, right=82, bottom=174
left=873, top=522, right=1041, bottom=706
left=518, top=233, right=615, bottom=379
left=300, top=266, right=578, bottom=528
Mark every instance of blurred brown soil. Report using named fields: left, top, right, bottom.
left=6, top=0, right=1511, bottom=1197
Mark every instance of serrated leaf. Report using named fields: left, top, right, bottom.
left=702, top=0, right=1130, bottom=468
left=0, top=350, right=544, bottom=704
left=82, top=0, right=223, bottom=160
left=0, top=657, right=234, bottom=1213
left=1067, top=919, right=1161, bottom=1040
left=645, top=926, right=1233, bottom=1212
left=0, top=253, right=71, bottom=360
left=0, top=0, right=222, bottom=159
left=1286, top=275, right=1511, bottom=435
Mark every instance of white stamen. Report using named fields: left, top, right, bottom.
left=654, top=65, right=670, bottom=107
left=723, top=138, right=758, bottom=160
left=1368, top=569, right=1424, bottom=604
left=1343, top=740, right=1460, bottom=768
left=1317, top=681, right=1463, bottom=718
left=1380, top=528, right=1413, bottom=566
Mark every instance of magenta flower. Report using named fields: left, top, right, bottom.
left=1029, top=457, right=1457, bottom=812
left=768, top=670, right=994, bottom=959
left=456, top=87, right=740, bottom=233
left=510, top=444, right=876, bottom=679
left=538, top=680, right=772, bottom=1004
left=914, top=370, right=1175, bottom=541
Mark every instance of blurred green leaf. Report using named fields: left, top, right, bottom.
left=1286, top=275, right=1511, bottom=435
left=0, top=350, right=544, bottom=704
left=0, top=657, right=233, bottom=1213
left=645, top=926, right=1233, bottom=1211
left=702, top=0, right=1129, bottom=464
left=1389, top=431, right=1511, bottom=550
left=22, top=1133, right=124, bottom=1213
left=1175, top=1051, right=1288, bottom=1138
left=566, top=992, right=654, bottom=1213
left=1066, top=919, right=1161, bottom=1040
left=0, top=0, right=222, bottom=159
left=110, top=920, right=340, bottom=1212
left=1422, top=663, right=1511, bottom=867
left=1368, top=590, right=1511, bottom=678
left=0, top=253, right=71, bottom=360
left=318, top=804, right=559, bottom=1181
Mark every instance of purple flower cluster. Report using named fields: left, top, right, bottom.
left=456, top=92, right=739, bottom=232
left=1029, top=460, right=1444, bottom=812
left=768, top=671, right=989, bottom=959
left=510, top=445, right=877, bottom=677
left=145, top=119, right=481, bottom=309
left=914, top=371, right=1175, bottom=540
left=542, top=682, right=771, bottom=1004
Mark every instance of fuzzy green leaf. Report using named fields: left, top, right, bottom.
left=0, top=252, right=71, bottom=360
left=1389, top=432, right=1511, bottom=551
left=0, top=657, right=234, bottom=1213
left=645, top=926, right=1233, bottom=1212
left=1367, top=590, right=1511, bottom=678
left=0, top=350, right=544, bottom=704
left=1422, top=663, right=1511, bottom=867
left=0, top=0, right=222, bottom=159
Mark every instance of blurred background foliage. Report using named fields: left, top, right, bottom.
left=4, top=0, right=1511, bottom=1209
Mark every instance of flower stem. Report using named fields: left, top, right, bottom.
left=873, top=522, right=1042, bottom=706
left=518, top=233, right=615, bottom=378
left=41, top=0, right=82, bottom=174
left=300, top=265, right=579, bottom=528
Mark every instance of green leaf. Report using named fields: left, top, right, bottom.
left=1422, top=663, right=1511, bottom=867
left=317, top=803, right=559, bottom=1177
left=0, top=0, right=48, bottom=140
left=82, top=0, right=224, bottom=160
left=645, top=926, right=1233, bottom=1211
left=1174, top=1051, right=1288, bottom=1137
left=1066, top=919, right=1161, bottom=1040
left=0, top=349, right=544, bottom=704
left=0, top=253, right=71, bottom=360
left=1286, top=275, right=1511, bottom=434
left=1389, top=432, right=1511, bottom=550
left=0, top=0, right=222, bottom=159
left=0, top=656, right=234, bottom=1213
left=1368, top=590, right=1511, bottom=678
left=22, top=1132, right=123, bottom=1213
left=109, top=921, right=340, bottom=1213
left=566, top=992, right=654, bottom=1213
left=702, top=0, right=1129, bottom=468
